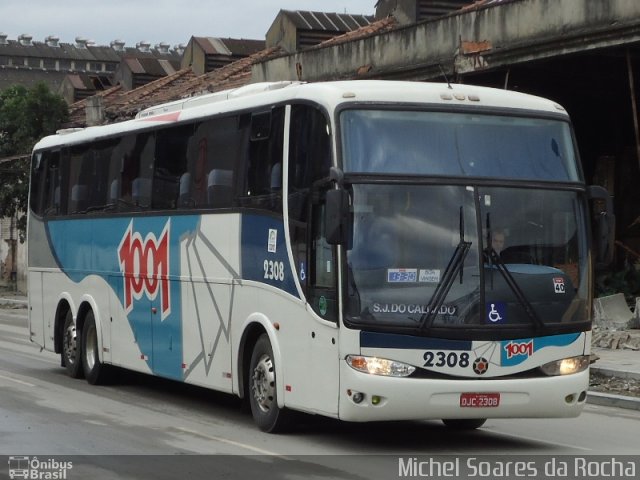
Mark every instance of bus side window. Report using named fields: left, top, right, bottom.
left=30, top=152, right=45, bottom=216
left=187, top=115, right=247, bottom=209
left=153, top=124, right=192, bottom=210
left=67, top=145, right=89, bottom=214
left=87, top=140, right=117, bottom=211
left=287, top=104, right=332, bottom=299
left=309, top=200, right=337, bottom=321
left=241, top=107, right=285, bottom=212
left=41, top=150, right=62, bottom=216
left=117, top=133, right=154, bottom=210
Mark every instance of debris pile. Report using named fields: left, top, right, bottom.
left=592, top=329, right=640, bottom=350
left=590, top=371, right=640, bottom=398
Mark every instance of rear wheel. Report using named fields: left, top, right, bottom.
left=81, top=310, right=109, bottom=385
left=62, top=310, right=83, bottom=378
left=442, top=418, right=487, bottom=430
left=249, top=334, right=291, bottom=433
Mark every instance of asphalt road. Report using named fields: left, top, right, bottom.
left=1, top=307, right=639, bottom=480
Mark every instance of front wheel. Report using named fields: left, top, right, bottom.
left=62, top=310, right=83, bottom=378
left=81, top=311, right=109, bottom=385
left=248, top=334, right=291, bottom=433
left=442, top=418, right=487, bottom=430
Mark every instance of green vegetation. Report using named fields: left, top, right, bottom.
left=0, top=83, right=68, bottom=239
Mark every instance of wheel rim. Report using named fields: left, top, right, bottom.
left=63, top=322, right=77, bottom=365
left=251, top=353, right=275, bottom=413
left=85, top=324, right=97, bottom=372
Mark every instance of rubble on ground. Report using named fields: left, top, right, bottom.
left=590, top=371, right=640, bottom=398
left=592, top=328, right=640, bottom=350
left=592, top=293, right=640, bottom=349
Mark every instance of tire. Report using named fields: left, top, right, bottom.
left=248, top=334, right=291, bottom=433
left=442, top=418, right=487, bottom=430
left=81, top=310, right=109, bottom=385
left=62, top=310, right=84, bottom=378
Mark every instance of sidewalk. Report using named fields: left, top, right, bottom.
left=589, top=346, right=640, bottom=410
left=1, top=292, right=638, bottom=410
left=591, top=347, right=640, bottom=379
left=0, top=291, right=27, bottom=307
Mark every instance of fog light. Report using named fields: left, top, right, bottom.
left=352, top=392, right=364, bottom=404
left=565, top=394, right=576, bottom=404
left=371, top=395, right=381, bottom=405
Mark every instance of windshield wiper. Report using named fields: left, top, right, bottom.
left=485, top=215, right=545, bottom=330
left=485, top=247, right=545, bottom=330
left=419, top=207, right=471, bottom=330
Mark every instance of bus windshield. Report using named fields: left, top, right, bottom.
left=345, top=184, right=589, bottom=332
left=340, top=109, right=580, bottom=181
left=341, top=110, right=590, bottom=334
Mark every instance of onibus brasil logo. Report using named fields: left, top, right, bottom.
left=118, top=220, right=171, bottom=320
left=8, top=456, right=72, bottom=479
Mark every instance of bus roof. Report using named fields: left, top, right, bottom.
left=34, top=80, right=569, bottom=151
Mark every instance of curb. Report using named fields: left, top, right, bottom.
left=587, top=391, right=640, bottom=410
left=0, top=297, right=28, bottom=308
left=591, top=366, right=640, bottom=382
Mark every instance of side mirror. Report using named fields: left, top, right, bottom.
left=587, top=185, right=615, bottom=267
left=325, top=188, right=351, bottom=246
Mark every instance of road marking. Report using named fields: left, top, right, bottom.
left=173, top=426, right=288, bottom=457
left=84, top=420, right=109, bottom=427
left=0, top=373, right=36, bottom=387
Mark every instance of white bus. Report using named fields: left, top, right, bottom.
left=28, top=81, right=613, bottom=432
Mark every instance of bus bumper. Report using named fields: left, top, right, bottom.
left=338, top=362, right=589, bottom=422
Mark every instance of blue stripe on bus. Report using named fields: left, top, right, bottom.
left=46, top=215, right=201, bottom=381
left=45, top=213, right=300, bottom=380
left=360, top=331, right=472, bottom=351
left=240, top=214, right=299, bottom=299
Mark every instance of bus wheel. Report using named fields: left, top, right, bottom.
left=249, top=334, right=291, bottom=433
left=81, top=311, right=109, bottom=385
left=442, top=418, right=487, bottom=430
left=62, top=310, right=83, bottom=378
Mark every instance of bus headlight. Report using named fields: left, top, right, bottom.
left=346, top=355, right=416, bottom=377
left=539, top=355, right=590, bottom=376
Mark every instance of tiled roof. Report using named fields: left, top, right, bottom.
left=220, top=38, right=266, bottom=56
left=0, top=39, right=180, bottom=62
left=281, top=10, right=375, bottom=31
left=104, top=67, right=197, bottom=120
left=67, top=46, right=283, bottom=125
left=176, top=46, right=283, bottom=97
left=67, top=84, right=123, bottom=125
left=193, top=37, right=265, bottom=56
left=67, top=14, right=399, bottom=127
left=68, top=72, right=114, bottom=89
left=67, top=74, right=89, bottom=90
left=310, top=16, right=398, bottom=50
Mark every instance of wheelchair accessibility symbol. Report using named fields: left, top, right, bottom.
left=486, top=302, right=506, bottom=324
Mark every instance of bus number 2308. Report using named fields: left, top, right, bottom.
left=424, top=351, right=470, bottom=368
left=263, top=260, right=285, bottom=282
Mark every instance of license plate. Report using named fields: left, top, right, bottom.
left=460, top=392, right=500, bottom=408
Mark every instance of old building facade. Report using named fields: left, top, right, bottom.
left=4, top=0, right=640, bottom=291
